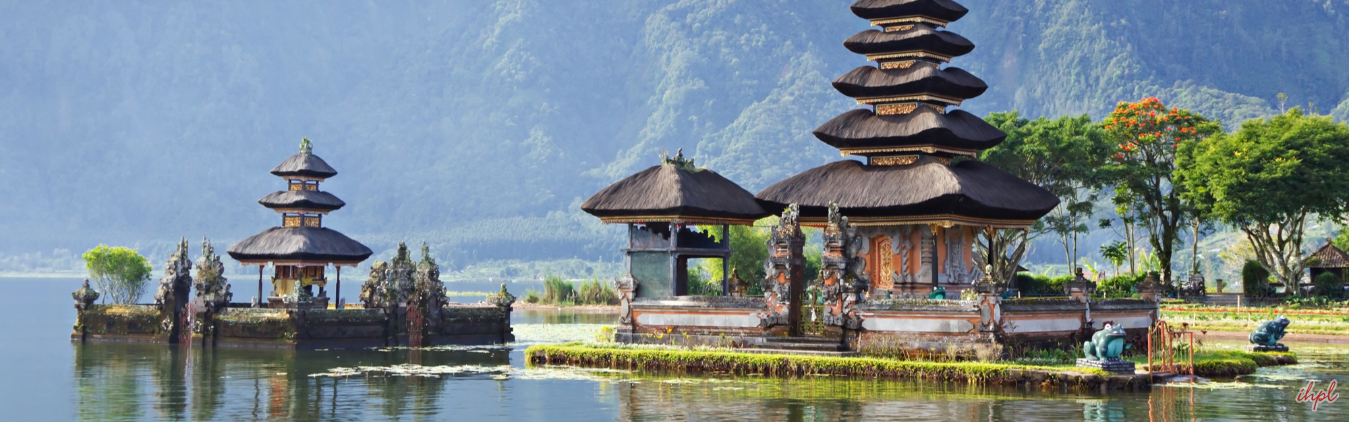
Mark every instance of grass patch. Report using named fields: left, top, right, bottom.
left=1128, top=349, right=1297, bottom=378
left=526, top=342, right=1117, bottom=382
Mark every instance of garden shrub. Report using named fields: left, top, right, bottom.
left=1312, top=272, right=1344, bottom=300
left=1098, top=274, right=1144, bottom=298
left=1242, top=260, right=1271, bottom=298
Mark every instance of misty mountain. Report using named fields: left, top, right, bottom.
left=2, top=0, right=1347, bottom=272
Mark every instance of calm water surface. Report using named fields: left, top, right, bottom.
left=2, top=278, right=1346, bottom=421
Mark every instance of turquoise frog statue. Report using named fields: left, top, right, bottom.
left=1249, top=315, right=1291, bottom=346
left=928, top=286, right=946, bottom=300
left=1084, top=322, right=1128, bottom=360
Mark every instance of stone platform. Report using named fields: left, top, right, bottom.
left=1246, top=344, right=1289, bottom=352
left=1076, top=358, right=1137, bottom=375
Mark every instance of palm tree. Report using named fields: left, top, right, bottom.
left=1100, top=241, right=1129, bottom=278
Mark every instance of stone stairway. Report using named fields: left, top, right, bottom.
left=741, top=336, right=859, bottom=357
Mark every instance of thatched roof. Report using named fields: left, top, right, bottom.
left=833, top=65, right=986, bottom=101
left=844, top=26, right=974, bottom=58
left=814, top=108, right=1006, bottom=154
left=756, top=157, right=1059, bottom=226
left=258, top=190, right=346, bottom=212
left=582, top=164, right=769, bottom=225
left=271, top=153, right=337, bottom=179
left=851, top=0, right=969, bottom=23
left=227, top=227, right=372, bottom=265
left=1307, top=240, right=1349, bottom=269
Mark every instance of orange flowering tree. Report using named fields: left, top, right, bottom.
left=1103, top=97, right=1222, bottom=286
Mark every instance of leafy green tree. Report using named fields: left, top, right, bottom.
left=81, top=245, right=153, bottom=304
left=983, top=112, right=1110, bottom=269
left=1179, top=108, right=1349, bottom=289
left=1103, top=97, right=1222, bottom=285
left=1332, top=229, right=1349, bottom=253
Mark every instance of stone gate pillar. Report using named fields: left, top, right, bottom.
left=821, top=204, right=867, bottom=331
left=153, top=239, right=194, bottom=345
left=760, top=204, right=806, bottom=335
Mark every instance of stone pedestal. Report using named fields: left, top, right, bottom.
left=1246, top=344, right=1289, bottom=353
left=1076, top=358, right=1136, bottom=375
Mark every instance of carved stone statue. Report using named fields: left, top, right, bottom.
left=72, top=278, right=99, bottom=310
left=927, top=286, right=946, bottom=300
left=1075, top=321, right=1136, bottom=374
left=727, top=268, right=747, bottom=297
left=1084, top=322, right=1128, bottom=360
left=193, top=238, right=233, bottom=312
left=1248, top=315, right=1291, bottom=352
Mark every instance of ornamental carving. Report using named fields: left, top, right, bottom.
left=193, top=238, right=233, bottom=313
left=881, top=60, right=916, bottom=69
left=877, top=103, right=918, bottom=115
left=413, top=242, right=448, bottom=315
left=871, top=155, right=919, bottom=166
left=358, top=262, right=389, bottom=308
left=616, top=275, right=637, bottom=325
left=387, top=243, right=417, bottom=306
left=874, top=236, right=894, bottom=290
left=759, top=204, right=804, bottom=329
left=154, top=238, right=193, bottom=310
left=820, top=203, right=867, bottom=330
left=883, top=25, right=914, bottom=32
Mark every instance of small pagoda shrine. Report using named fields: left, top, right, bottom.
left=1305, top=238, right=1349, bottom=294
left=228, top=138, right=373, bottom=307
left=582, top=150, right=769, bottom=298
left=757, top=0, right=1060, bottom=298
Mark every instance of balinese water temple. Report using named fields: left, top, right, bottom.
left=71, top=140, right=516, bottom=349
left=586, top=0, right=1160, bottom=354
left=228, top=137, right=372, bottom=308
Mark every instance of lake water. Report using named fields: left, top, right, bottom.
left=3, top=277, right=1346, bottom=421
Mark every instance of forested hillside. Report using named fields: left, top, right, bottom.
left=2, top=0, right=1347, bottom=274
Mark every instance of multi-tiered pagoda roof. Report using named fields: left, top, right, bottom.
left=228, top=139, right=372, bottom=266
left=757, top=0, right=1058, bottom=227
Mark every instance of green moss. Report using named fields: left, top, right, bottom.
left=526, top=343, right=1117, bottom=382
left=78, top=304, right=164, bottom=336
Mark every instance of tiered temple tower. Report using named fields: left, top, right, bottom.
left=757, top=0, right=1060, bottom=297
left=228, top=138, right=373, bottom=306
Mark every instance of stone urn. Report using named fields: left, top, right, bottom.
left=72, top=278, right=100, bottom=310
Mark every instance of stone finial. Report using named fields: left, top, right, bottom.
left=1136, top=271, right=1162, bottom=302
left=487, top=283, right=516, bottom=308
left=300, top=137, right=313, bottom=155
left=73, top=278, right=99, bottom=310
